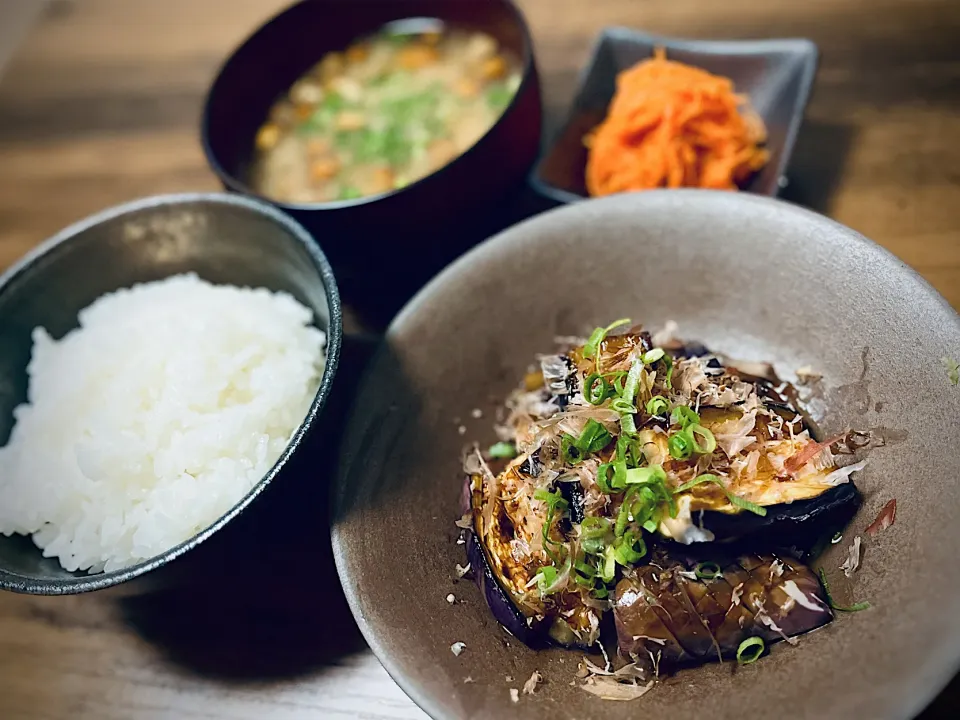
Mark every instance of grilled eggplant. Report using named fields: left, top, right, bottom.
left=465, top=459, right=601, bottom=649
left=460, top=321, right=867, bottom=674
left=619, top=353, right=865, bottom=549
left=695, top=483, right=860, bottom=550
left=614, top=554, right=832, bottom=667
left=646, top=403, right=862, bottom=548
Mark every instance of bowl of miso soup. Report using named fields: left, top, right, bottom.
left=202, top=0, right=542, bottom=300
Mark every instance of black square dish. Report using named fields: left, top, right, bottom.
left=531, top=28, right=818, bottom=202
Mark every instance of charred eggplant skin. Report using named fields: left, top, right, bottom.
left=614, top=554, right=832, bottom=668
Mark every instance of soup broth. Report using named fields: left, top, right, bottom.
left=250, top=25, right=522, bottom=203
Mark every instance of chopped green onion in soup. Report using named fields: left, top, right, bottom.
left=250, top=26, right=522, bottom=203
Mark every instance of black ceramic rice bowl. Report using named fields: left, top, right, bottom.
left=0, top=193, right=342, bottom=596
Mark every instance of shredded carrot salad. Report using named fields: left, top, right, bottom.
left=585, top=49, right=769, bottom=196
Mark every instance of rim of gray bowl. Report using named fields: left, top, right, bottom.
left=0, top=192, right=342, bottom=595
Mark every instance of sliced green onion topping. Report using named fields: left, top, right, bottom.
left=670, top=405, right=700, bottom=429
left=532, top=564, right=556, bottom=594
left=663, top=354, right=674, bottom=390
left=645, top=396, right=669, bottom=416
left=637, top=485, right=657, bottom=507
left=607, top=465, right=673, bottom=538
left=723, top=490, right=767, bottom=516
left=642, top=348, right=665, bottom=364
left=668, top=431, right=694, bottom=460
left=624, top=465, right=667, bottom=486
left=572, top=419, right=613, bottom=456
left=596, top=462, right=614, bottom=493
left=574, top=558, right=596, bottom=575
left=600, top=546, right=617, bottom=582
left=610, top=397, right=636, bottom=415
left=673, top=473, right=722, bottom=493
left=573, top=573, right=594, bottom=588
left=668, top=424, right=715, bottom=460
left=736, top=637, right=765, bottom=665
left=573, top=557, right=597, bottom=587
left=638, top=486, right=658, bottom=522
left=533, top=487, right=569, bottom=558
left=663, top=483, right=679, bottom=519
left=614, top=487, right=636, bottom=537
left=614, top=530, right=647, bottom=565
left=583, top=318, right=631, bottom=359
left=580, top=516, right=612, bottom=554
left=581, top=515, right=611, bottom=536
left=607, top=357, right=643, bottom=438
left=621, top=357, right=644, bottom=406
left=533, top=488, right=568, bottom=512
left=818, top=568, right=871, bottom=612
left=562, top=420, right=613, bottom=464
left=533, top=557, right=571, bottom=596
left=582, top=538, right=605, bottom=555
left=616, top=433, right=640, bottom=467
left=609, top=373, right=626, bottom=395
left=687, top=424, right=717, bottom=454
left=596, top=460, right=627, bottom=493
left=694, top=561, right=722, bottom=580
left=583, top=373, right=610, bottom=405
left=673, top=474, right=768, bottom=516
left=488, top=442, right=517, bottom=459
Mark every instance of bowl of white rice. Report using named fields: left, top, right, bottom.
left=0, top=193, right=341, bottom=594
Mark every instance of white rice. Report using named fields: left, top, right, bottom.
left=0, top=273, right=326, bottom=573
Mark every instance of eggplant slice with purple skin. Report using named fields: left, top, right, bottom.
left=645, top=391, right=863, bottom=549
left=694, top=482, right=860, bottom=550
left=615, top=553, right=832, bottom=668
left=464, top=503, right=545, bottom=646
left=464, top=463, right=602, bottom=649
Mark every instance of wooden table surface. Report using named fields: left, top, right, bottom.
left=0, top=1, right=957, bottom=718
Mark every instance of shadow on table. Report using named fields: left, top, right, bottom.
left=780, top=119, right=859, bottom=216
left=119, top=335, right=381, bottom=681
left=336, top=185, right=554, bottom=332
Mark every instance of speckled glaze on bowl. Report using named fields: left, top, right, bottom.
left=332, top=190, right=960, bottom=719
left=0, top=193, right=341, bottom=595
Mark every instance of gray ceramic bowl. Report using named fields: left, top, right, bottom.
left=0, top=193, right=342, bottom=595
left=333, top=190, right=960, bottom=719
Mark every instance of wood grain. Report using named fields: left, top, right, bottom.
left=0, top=0, right=957, bottom=718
